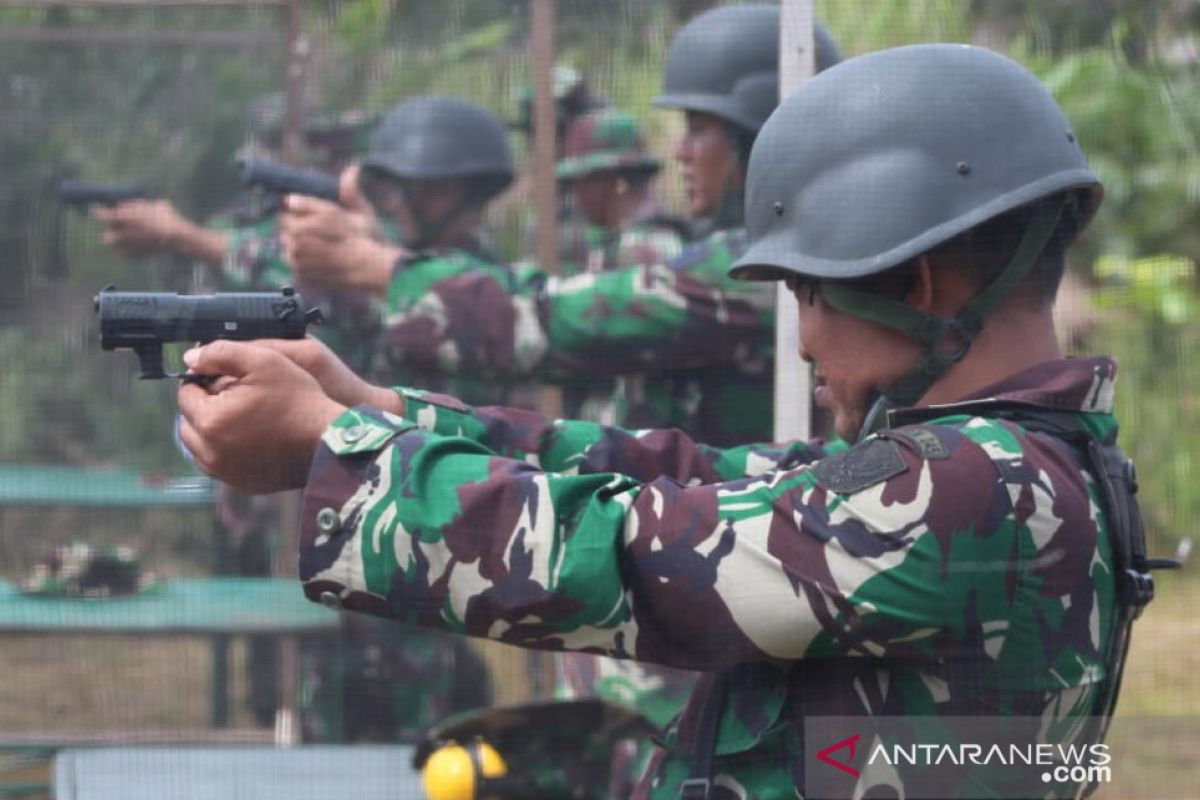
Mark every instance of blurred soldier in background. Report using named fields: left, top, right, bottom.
left=297, top=5, right=839, bottom=793
left=550, top=107, right=688, bottom=423
left=278, top=94, right=520, bottom=408
left=510, top=63, right=610, bottom=264
left=379, top=3, right=840, bottom=447
left=555, top=108, right=686, bottom=275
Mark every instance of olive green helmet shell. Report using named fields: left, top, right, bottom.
left=363, top=96, right=515, bottom=201
left=653, top=4, right=842, bottom=135
left=555, top=109, right=660, bottom=180
left=730, top=44, right=1102, bottom=282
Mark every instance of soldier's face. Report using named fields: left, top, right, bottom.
left=790, top=278, right=918, bottom=441
left=568, top=172, right=620, bottom=228
left=674, top=111, right=742, bottom=219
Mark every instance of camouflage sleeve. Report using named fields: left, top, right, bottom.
left=396, top=386, right=829, bottom=482
left=381, top=230, right=773, bottom=380
left=210, top=216, right=294, bottom=291
left=299, top=405, right=1051, bottom=674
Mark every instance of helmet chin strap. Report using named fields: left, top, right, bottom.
left=397, top=182, right=472, bottom=252
left=855, top=391, right=892, bottom=443
left=816, top=198, right=1066, bottom=428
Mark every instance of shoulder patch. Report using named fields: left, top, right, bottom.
left=887, top=427, right=951, bottom=460
left=812, top=437, right=908, bottom=494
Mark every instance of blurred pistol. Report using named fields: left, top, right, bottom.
left=58, top=179, right=150, bottom=210
left=236, top=156, right=340, bottom=204
left=95, top=286, right=323, bottom=380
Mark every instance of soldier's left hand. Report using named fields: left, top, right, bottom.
left=176, top=340, right=346, bottom=494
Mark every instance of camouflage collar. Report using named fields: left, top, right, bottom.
left=891, top=356, right=1118, bottom=424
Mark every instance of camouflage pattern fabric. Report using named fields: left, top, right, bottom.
left=546, top=209, right=688, bottom=426
left=555, top=109, right=660, bottom=181
left=298, top=356, right=1120, bottom=798
left=382, top=227, right=774, bottom=446
left=374, top=240, right=541, bottom=408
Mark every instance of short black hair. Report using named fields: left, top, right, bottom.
left=851, top=190, right=1091, bottom=306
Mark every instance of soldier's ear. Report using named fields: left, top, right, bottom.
left=905, top=256, right=937, bottom=314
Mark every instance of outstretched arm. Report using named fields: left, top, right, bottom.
left=382, top=231, right=775, bottom=381
left=297, top=405, right=1007, bottom=673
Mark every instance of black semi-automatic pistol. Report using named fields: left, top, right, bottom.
left=95, top=286, right=323, bottom=380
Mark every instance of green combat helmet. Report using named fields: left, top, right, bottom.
left=653, top=3, right=841, bottom=231
left=555, top=109, right=660, bottom=182
left=361, top=96, right=515, bottom=249
left=303, top=108, right=381, bottom=168
left=362, top=95, right=514, bottom=200
left=730, top=43, right=1102, bottom=431
left=653, top=3, right=842, bottom=137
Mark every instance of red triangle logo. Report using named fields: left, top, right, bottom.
left=817, top=733, right=861, bottom=778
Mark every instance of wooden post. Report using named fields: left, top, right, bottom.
left=528, top=0, right=561, bottom=699
left=773, top=0, right=815, bottom=443
left=530, top=0, right=559, bottom=279
left=280, top=0, right=307, bottom=164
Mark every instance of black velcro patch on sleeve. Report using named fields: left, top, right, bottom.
left=812, top=437, right=908, bottom=494
left=887, top=427, right=951, bottom=460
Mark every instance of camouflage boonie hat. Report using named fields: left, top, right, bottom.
left=555, top=109, right=661, bottom=181
left=21, top=542, right=160, bottom=599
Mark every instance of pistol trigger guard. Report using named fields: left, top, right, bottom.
left=178, top=373, right=218, bottom=388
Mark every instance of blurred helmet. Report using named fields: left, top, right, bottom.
left=653, top=4, right=842, bottom=135
left=555, top=109, right=660, bottom=181
left=421, top=739, right=507, bottom=800
left=304, top=108, right=381, bottom=164
left=363, top=96, right=515, bottom=203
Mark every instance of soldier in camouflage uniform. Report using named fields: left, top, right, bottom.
left=510, top=63, right=610, bottom=265
left=178, top=41, right=1163, bottom=799
left=278, top=95, right=520, bottom=409
left=548, top=107, right=687, bottom=423
left=555, top=108, right=685, bottom=277
left=379, top=4, right=841, bottom=446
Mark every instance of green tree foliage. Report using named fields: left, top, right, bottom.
left=1089, top=254, right=1199, bottom=549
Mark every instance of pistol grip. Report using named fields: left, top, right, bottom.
left=134, top=343, right=167, bottom=379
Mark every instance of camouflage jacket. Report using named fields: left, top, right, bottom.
left=374, top=238, right=528, bottom=407
left=556, top=207, right=687, bottom=277
left=299, top=356, right=1120, bottom=798
left=381, top=227, right=774, bottom=445
left=213, top=214, right=382, bottom=373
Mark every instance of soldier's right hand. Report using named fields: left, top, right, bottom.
left=278, top=195, right=401, bottom=296
left=93, top=199, right=197, bottom=258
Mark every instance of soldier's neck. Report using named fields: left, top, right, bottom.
left=919, top=306, right=1062, bottom=408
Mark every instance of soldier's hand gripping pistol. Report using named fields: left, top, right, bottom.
left=58, top=179, right=151, bottom=210
left=238, top=155, right=340, bottom=203
left=95, top=286, right=323, bottom=381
